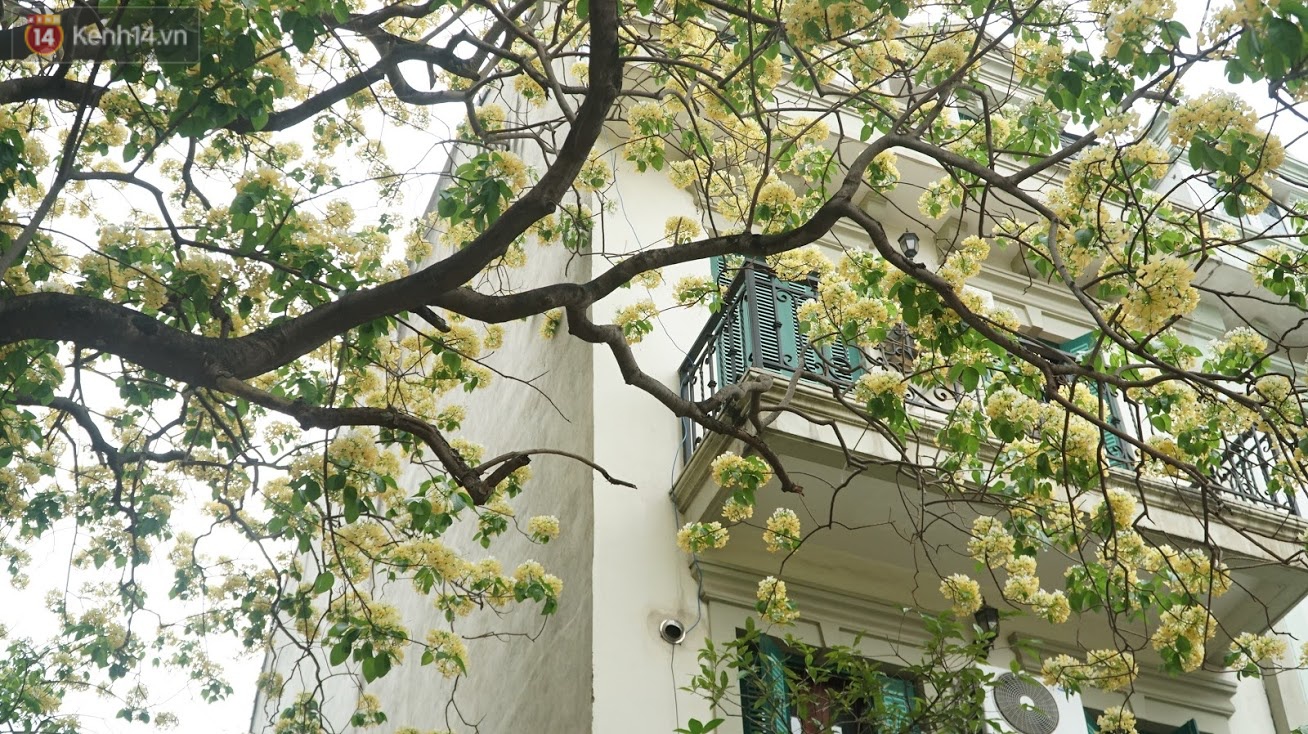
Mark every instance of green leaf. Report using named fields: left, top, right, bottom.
left=959, top=366, right=980, bottom=393
left=1269, top=18, right=1304, bottom=62
left=343, top=485, right=360, bottom=524
left=330, top=640, right=351, bottom=666
left=313, top=571, right=334, bottom=595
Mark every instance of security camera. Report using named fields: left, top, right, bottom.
left=659, top=618, right=686, bottom=645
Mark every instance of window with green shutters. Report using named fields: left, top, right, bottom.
left=740, top=633, right=918, bottom=734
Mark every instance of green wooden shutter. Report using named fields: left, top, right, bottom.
left=751, top=268, right=789, bottom=372
left=1170, top=720, right=1200, bottom=734
left=879, top=674, right=915, bottom=733
left=1085, top=709, right=1100, bottom=733
left=712, top=256, right=752, bottom=387
left=1058, top=334, right=1132, bottom=468
left=741, top=634, right=790, bottom=734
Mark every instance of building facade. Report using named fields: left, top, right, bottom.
left=255, top=68, right=1308, bottom=734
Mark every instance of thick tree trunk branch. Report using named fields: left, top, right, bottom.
left=0, top=0, right=624, bottom=392
left=0, top=77, right=107, bottom=105
left=213, top=376, right=503, bottom=504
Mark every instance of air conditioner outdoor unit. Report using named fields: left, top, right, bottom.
left=981, top=666, right=1088, bottom=734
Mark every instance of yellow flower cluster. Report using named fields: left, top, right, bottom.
left=541, top=309, right=564, bottom=339
left=488, top=151, right=530, bottom=192
left=1169, top=91, right=1259, bottom=148
left=1254, top=374, right=1293, bottom=407
left=1103, top=0, right=1175, bottom=57
left=1168, top=91, right=1283, bottom=212
left=1097, top=706, right=1138, bottom=734
left=1095, top=488, right=1138, bottom=530
left=677, top=521, right=730, bottom=553
left=939, top=573, right=983, bottom=616
left=624, top=137, right=665, bottom=168
left=1152, top=605, right=1216, bottom=671
left=722, top=497, right=754, bottom=522
left=425, top=629, right=469, bottom=678
left=665, top=216, right=702, bottom=244
left=985, top=386, right=1044, bottom=432
left=1041, top=650, right=1138, bottom=692
left=780, top=0, right=875, bottom=42
left=968, top=516, right=1016, bottom=566
left=513, top=560, right=564, bottom=598
left=710, top=452, right=774, bottom=491
left=1007, top=555, right=1038, bottom=577
left=673, top=276, right=719, bottom=307
left=1086, top=649, right=1139, bottom=691
left=1228, top=632, right=1288, bottom=670
left=918, top=178, right=962, bottom=219
left=1015, top=38, right=1066, bottom=80
left=768, top=246, right=832, bottom=282
left=780, top=117, right=831, bottom=149
left=1004, top=573, right=1040, bottom=603
left=527, top=515, right=561, bottom=542
left=1248, top=244, right=1296, bottom=286
left=757, top=576, right=800, bottom=625
left=1167, top=548, right=1232, bottom=598
left=1032, top=590, right=1071, bottom=624
left=614, top=300, right=658, bottom=343
left=1119, top=256, right=1199, bottom=333
left=1211, top=327, right=1267, bottom=364
left=628, top=101, right=669, bottom=131
left=852, top=368, right=909, bottom=404
left=864, top=151, right=900, bottom=191
left=797, top=277, right=892, bottom=348
left=576, top=155, right=612, bottom=192
left=921, top=31, right=974, bottom=75
left=764, top=507, right=802, bottom=553
left=940, top=236, right=989, bottom=289
left=755, top=180, right=800, bottom=231
left=668, top=159, right=707, bottom=189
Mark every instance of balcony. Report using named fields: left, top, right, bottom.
left=676, top=261, right=1299, bottom=516
left=673, top=262, right=1308, bottom=668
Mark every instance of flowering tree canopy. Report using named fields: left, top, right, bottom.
left=5, top=0, right=1308, bottom=732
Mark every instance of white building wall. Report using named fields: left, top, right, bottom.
left=253, top=152, right=599, bottom=732
left=589, top=152, right=720, bottom=733
left=357, top=146, right=602, bottom=732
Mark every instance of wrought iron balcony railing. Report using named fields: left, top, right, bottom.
left=676, top=261, right=1299, bottom=516
left=676, top=260, right=957, bottom=461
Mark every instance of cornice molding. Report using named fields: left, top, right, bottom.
left=695, top=559, right=935, bottom=650
left=1007, top=632, right=1241, bottom=717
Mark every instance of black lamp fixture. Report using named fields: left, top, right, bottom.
left=898, top=231, right=920, bottom=260
left=974, top=602, right=1001, bottom=654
